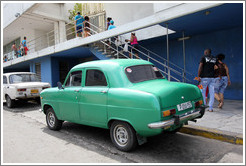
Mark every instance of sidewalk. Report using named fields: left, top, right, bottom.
left=180, top=99, right=244, bottom=145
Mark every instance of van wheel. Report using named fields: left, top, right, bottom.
left=46, top=107, right=63, bottom=130
left=6, top=95, right=15, bottom=108
left=110, top=121, right=137, bottom=152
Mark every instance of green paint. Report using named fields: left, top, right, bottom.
left=41, top=59, right=204, bottom=137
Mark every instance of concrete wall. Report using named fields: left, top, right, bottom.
left=104, top=3, right=154, bottom=26
left=140, top=26, right=243, bottom=100
left=153, top=3, right=182, bottom=13
left=3, top=3, right=35, bottom=28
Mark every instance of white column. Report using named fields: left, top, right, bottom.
left=59, top=21, right=66, bottom=43
left=54, top=21, right=59, bottom=45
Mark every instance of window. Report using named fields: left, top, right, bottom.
left=3, top=76, right=7, bottom=84
left=125, top=65, right=164, bottom=83
left=9, top=74, right=39, bottom=84
left=85, top=69, right=107, bottom=86
left=65, top=71, right=82, bottom=87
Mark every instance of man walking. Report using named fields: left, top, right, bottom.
left=197, top=49, right=218, bottom=112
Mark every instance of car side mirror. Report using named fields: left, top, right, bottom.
left=57, top=82, right=64, bottom=90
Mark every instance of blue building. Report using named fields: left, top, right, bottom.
left=3, top=3, right=244, bottom=100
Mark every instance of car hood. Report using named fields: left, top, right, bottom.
left=10, top=82, right=50, bottom=88
left=129, top=79, right=202, bottom=109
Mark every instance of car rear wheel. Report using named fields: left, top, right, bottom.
left=46, top=107, right=63, bottom=131
left=110, top=121, right=137, bottom=152
left=6, top=95, right=15, bottom=108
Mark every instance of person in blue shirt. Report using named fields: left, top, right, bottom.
left=107, top=20, right=117, bottom=53
left=21, top=37, right=28, bottom=55
left=74, top=12, right=85, bottom=37
left=108, top=20, right=116, bottom=30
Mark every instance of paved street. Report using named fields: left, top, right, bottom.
left=2, top=102, right=244, bottom=163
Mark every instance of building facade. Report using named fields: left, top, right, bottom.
left=2, top=2, right=244, bottom=100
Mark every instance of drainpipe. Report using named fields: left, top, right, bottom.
left=166, top=23, right=170, bottom=81
left=182, top=31, right=186, bottom=82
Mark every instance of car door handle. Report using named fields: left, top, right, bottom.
left=100, top=90, right=107, bottom=94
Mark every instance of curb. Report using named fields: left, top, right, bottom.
left=179, top=125, right=243, bottom=145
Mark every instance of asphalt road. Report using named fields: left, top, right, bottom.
left=2, top=101, right=244, bottom=163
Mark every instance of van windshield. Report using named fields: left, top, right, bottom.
left=125, top=65, right=164, bottom=83
left=9, top=74, right=39, bottom=84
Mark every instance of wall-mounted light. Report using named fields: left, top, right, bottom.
left=205, top=10, right=211, bottom=16
left=15, top=13, right=20, bottom=17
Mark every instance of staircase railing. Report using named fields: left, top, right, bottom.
left=87, top=21, right=194, bottom=83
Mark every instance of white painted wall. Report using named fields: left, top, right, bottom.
left=153, top=3, right=182, bottom=13
left=104, top=3, right=154, bottom=26
left=3, top=3, right=35, bottom=29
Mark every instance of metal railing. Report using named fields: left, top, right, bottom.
left=87, top=21, right=194, bottom=83
left=3, top=12, right=106, bottom=61
left=3, top=11, right=194, bottom=83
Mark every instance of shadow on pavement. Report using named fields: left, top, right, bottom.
left=41, top=121, right=243, bottom=163
left=3, top=100, right=41, bottom=113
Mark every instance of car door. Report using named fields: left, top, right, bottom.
left=58, top=70, right=82, bottom=122
left=79, top=69, right=109, bottom=127
left=3, top=75, right=8, bottom=100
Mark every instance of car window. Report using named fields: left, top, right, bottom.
left=3, top=76, right=7, bottom=84
left=65, top=71, right=82, bottom=87
left=85, top=69, right=107, bottom=86
left=125, top=65, right=164, bottom=83
left=9, top=74, right=39, bottom=84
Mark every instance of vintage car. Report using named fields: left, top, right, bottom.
left=3, top=72, right=51, bottom=108
left=40, top=59, right=205, bottom=151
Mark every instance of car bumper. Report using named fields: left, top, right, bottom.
left=148, top=106, right=206, bottom=129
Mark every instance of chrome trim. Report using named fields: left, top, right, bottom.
left=148, top=109, right=201, bottom=129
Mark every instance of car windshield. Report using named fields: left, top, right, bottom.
left=9, top=74, right=39, bottom=84
left=125, top=65, right=164, bottom=83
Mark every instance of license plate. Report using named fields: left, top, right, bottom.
left=31, top=89, right=39, bottom=93
left=177, top=101, right=192, bottom=111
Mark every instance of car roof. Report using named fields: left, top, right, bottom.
left=3, top=72, right=35, bottom=76
left=72, top=59, right=153, bottom=70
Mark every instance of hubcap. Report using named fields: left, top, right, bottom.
left=47, top=112, right=55, bottom=127
left=113, top=125, right=128, bottom=147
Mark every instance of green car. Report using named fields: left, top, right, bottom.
left=40, top=59, right=205, bottom=151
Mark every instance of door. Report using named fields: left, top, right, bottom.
left=3, top=75, right=8, bottom=100
left=58, top=70, right=82, bottom=122
left=79, top=69, right=108, bottom=127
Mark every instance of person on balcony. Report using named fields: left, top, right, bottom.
left=11, top=42, right=18, bottom=59
left=21, top=37, right=28, bottom=56
left=83, top=16, right=90, bottom=38
left=128, top=32, right=139, bottom=59
left=74, top=12, right=85, bottom=38
left=106, top=17, right=112, bottom=30
left=107, top=20, right=117, bottom=53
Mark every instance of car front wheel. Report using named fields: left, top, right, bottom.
left=46, top=107, right=63, bottom=131
left=6, top=95, right=15, bottom=108
left=110, top=121, right=137, bottom=152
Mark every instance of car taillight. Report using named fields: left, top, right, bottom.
left=163, top=109, right=176, bottom=117
left=195, top=100, right=203, bottom=108
left=17, top=88, right=26, bottom=91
